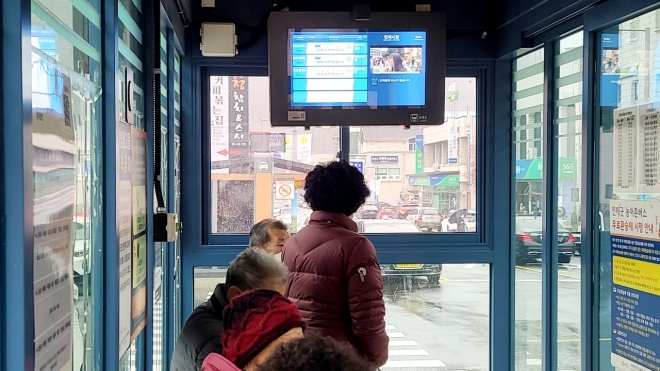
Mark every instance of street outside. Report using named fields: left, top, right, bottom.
left=193, top=256, right=584, bottom=370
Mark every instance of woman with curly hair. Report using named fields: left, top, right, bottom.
left=281, top=160, right=389, bottom=367
left=257, top=335, right=377, bottom=371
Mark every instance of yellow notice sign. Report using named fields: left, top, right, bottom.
left=613, top=256, right=660, bottom=296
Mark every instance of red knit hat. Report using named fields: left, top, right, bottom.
left=221, top=289, right=306, bottom=369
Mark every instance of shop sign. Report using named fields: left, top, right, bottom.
left=371, top=156, right=398, bottom=163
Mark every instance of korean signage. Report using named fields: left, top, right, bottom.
left=350, top=160, right=364, bottom=173
left=371, top=156, right=398, bottom=164
left=415, top=134, right=424, bottom=174
left=609, top=200, right=660, bottom=371
left=514, top=158, right=576, bottom=180
left=448, top=119, right=458, bottom=164
left=116, top=121, right=148, bottom=358
left=228, top=76, right=249, bottom=167
left=210, top=76, right=229, bottom=174
left=31, top=69, right=75, bottom=371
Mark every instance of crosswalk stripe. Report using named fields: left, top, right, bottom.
left=389, top=349, right=429, bottom=356
left=389, top=340, right=418, bottom=347
left=386, top=324, right=397, bottom=330
left=382, top=360, right=446, bottom=368
left=386, top=332, right=406, bottom=338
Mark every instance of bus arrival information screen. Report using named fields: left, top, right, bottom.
left=290, top=31, right=426, bottom=108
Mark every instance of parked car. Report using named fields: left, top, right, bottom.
left=377, top=206, right=396, bottom=219
left=357, top=205, right=379, bottom=219
left=514, top=217, right=575, bottom=265
left=406, top=207, right=442, bottom=231
left=441, top=209, right=476, bottom=232
left=73, top=221, right=89, bottom=287
left=356, top=219, right=443, bottom=285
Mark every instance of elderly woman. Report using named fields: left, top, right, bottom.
left=281, top=160, right=389, bottom=367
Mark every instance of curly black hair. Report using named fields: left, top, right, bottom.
left=304, top=160, right=370, bottom=216
left=256, top=335, right=376, bottom=371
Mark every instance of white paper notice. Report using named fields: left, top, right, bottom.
left=118, top=179, right=132, bottom=357
left=613, top=106, right=638, bottom=194
left=638, top=102, right=660, bottom=194
left=210, top=76, right=229, bottom=174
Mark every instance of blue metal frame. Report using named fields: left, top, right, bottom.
left=541, top=42, right=559, bottom=371
left=179, top=53, right=512, bottom=371
left=1, top=1, right=34, bottom=370
left=492, top=57, right=514, bottom=371
left=100, top=0, right=119, bottom=368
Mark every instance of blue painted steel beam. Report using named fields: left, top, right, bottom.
left=1, top=0, right=34, bottom=370
left=492, top=58, right=514, bottom=371
left=100, top=0, right=119, bottom=368
left=541, top=42, right=559, bottom=371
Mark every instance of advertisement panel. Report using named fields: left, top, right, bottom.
left=210, top=76, right=229, bottom=174
left=228, top=76, right=250, bottom=167
left=609, top=200, right=660, bottom=371
left=415, top=134, right=424, bottom=173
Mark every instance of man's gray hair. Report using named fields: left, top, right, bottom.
left=225, top=247, right=289, bottom=290
left=249, top=218, right=288, bottom=248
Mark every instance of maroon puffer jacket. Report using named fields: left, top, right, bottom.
left=282, top=211, right=389, bottom=367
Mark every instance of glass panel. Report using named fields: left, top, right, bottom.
left=209, top=76, right=339, bottom=234
left=194, top=263, right=490, bottom=370
left=349, top=78, right=477, bottom=233
left=596, top=8, right=660, bottom=371
left=512, top=49, right=545, bottom=370
left=30, top=1, right=102, bottom=371
left=117, top=0, right=147, bottom=368
left=554, top=31, right=584, bottom=371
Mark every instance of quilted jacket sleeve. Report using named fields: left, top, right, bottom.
left=345, top=236, right=389, bottom=367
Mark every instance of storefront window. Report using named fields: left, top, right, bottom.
left=596, top=8, right=660, bottom=371
left=30, top=1, right=102, bottom=370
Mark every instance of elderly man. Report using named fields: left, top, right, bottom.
left=249, top=218, right=289, bottom=255
left=170, top=247, right=289, bottom=371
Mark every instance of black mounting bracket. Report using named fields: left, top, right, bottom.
left=352, top=4, right=370, bottom=21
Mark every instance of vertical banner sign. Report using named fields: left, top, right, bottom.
left=116, top=122, right=148, bottom=358
left=210, top=76, right=229, bottom=174
left=32, top=69, right=75, bottom=371
left=609, top=200, right=660, bottom=371
left=415, top=134, right=424, bottom=174
left=448, top=119, right=458, bottom=164
left=613, top=107, right=638, bottom=194
left=229, top=76, right=249, bottom=169
left=130, top=127, right=148, bottom=341
left=117, top=122, right=132, bottom=356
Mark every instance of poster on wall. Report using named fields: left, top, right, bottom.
left=609, top=200, right=660, bottom=371
left=613, top=107, right=638, bottom=194
left=210, top=76, right=229, bottom=174
left=116, top=121, right=148, bottom=358
left=228, top=76, right=250, bottom=169
left=32, top=68, right=75, bottom=371
left=638, top=102, right=660, bottom=194
left=296, top=134, right=312, bottom=164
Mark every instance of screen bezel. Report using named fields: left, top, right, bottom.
left=268, top=11, right=446, bottom=127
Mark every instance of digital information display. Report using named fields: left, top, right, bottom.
left=290, top=31, right=426, bottom=108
